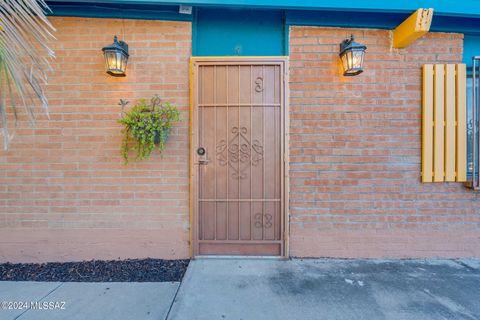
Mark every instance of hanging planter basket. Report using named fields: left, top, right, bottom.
left=118, top=95, right=181, bottom=164
left=154, top=127, right=172, bottom=145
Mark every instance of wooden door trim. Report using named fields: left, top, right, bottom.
left=189, top=56, right=289, bottom=258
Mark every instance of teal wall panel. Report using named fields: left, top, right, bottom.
left=464, top=35, right=480, bottom=68
left=193, top=8, right=284, bottom=56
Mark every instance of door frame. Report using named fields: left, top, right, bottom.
left=189, top=56, right=290, bottom=258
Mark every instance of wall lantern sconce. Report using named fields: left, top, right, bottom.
left=102, top=36, right=129, bottom=77
left=339, top=35, right=367, bottom=76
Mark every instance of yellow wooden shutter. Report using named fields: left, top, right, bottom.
left=421, top=63, right=467, bottom=183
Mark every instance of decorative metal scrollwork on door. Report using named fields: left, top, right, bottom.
left=254, top=213, right=272, bottom=229
left=254, top=77, right=264, bottom=93
left=216, top=126, right=264, bottom=179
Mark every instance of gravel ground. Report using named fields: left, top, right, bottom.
left=0, top=259, right=189, bottom=282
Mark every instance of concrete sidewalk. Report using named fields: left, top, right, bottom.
left=169, top=258, right=480, bottom=320
left=1, top=259, right=479, bottom=320
left=0, top=281, right=179, bottom=320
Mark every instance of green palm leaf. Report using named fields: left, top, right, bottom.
left=0, top=0, right=55, bottom=150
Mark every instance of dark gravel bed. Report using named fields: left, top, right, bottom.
left=0, top=258, right=189, bottom=282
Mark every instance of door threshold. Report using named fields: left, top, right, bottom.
left=194, top=255, right=288, bottom=260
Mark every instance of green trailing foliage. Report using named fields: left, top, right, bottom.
left=118, top=95, right=182, bottom=164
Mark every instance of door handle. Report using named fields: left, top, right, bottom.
left=198, top=159, right=210, bottom=165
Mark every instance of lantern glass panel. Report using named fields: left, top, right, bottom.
left=109, top=51, right=115, bottom=70
left=352, top=49, right=364, bottom=69
left=104, top=50, right=127, bottom=75
left=341, top=53, right=348, bottom=72
left=121, top=53, right=128, bottom=73
left=341, top=49, right=366, bottom=76
left=105, top=51, right=109, bottom=69
left=116, top=51, right=122, bottom=70
left=347, top=50, right=354, bottom=70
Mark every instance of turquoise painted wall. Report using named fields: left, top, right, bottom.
left=193, top=8, right=284, bottom=56
left=191, top=7, right=480, bottom=57
left=464, top=35, right=480, bottom=68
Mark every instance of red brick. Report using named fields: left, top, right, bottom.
left=0, top=17, right=191, bottom=262
left=288, top=27, right=480, bottom=258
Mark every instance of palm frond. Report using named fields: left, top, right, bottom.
left=0, top=0, right=55, bottom=150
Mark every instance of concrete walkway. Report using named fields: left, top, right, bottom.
left=0, top=281, right=179, bottom=320
left=169, top=258, right=480, bottom=320
left=1, top=259, right=479, bottom=320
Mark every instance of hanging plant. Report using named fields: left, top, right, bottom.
left=118, top=95, right=181, bottom=164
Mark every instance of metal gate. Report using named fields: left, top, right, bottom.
left=467, top=56, right=480, bottom=189
left=191, top=57, right=288, bottom=256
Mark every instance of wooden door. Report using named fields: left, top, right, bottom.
left=191, top=58, right=288, bottom=256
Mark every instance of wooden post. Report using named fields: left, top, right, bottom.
left=393, top=8, right=433, bottom=49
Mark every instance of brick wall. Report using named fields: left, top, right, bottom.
left=0, top=17, right=191, bottom=262
left=289, top=27, right=480, bottom=258
left=2, top=21, right=479, bottom=262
